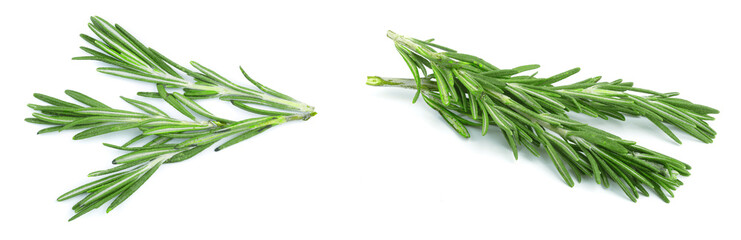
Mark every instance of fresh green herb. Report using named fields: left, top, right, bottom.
left=27, top=16, right=316, bottom=221
left=368, top=31, right=718, bottom=202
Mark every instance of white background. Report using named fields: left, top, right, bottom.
left=2, top=0, right=739, bottom=239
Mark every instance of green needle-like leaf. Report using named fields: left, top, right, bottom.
left=112, top=148, right=181, bottom=164
left=215, top=125, right=273, bottom=152
left=73, top=122, right=146, bottom=140
left=34, top=93, right=83, bottom=108
left=65, top=90, right=111, bottom=108
left=121, top=96, right=169, bottom=117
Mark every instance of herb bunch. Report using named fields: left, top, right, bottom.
left=368, top=31, right=718, bottom=202
left=26, top=17, right=315, bottom=220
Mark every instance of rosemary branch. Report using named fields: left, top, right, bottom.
left=26, top=16, right=317, bottom=220
left=368, top=31, right=719, bottom=202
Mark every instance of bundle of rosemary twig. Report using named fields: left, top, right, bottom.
left=368, top=30, right=718, bottom=202
left=26, top=16, right=316, bottom=221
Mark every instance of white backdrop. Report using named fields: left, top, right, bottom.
left=1, top=0, right=739, bottom=239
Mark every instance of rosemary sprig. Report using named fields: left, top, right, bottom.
left=368, top=31, right=719, bottom=202
left=75, top=16, right=315, bottom=118
left=27, top=16, right=316, bottom=220
left=27, top=90, right=298, bottom=221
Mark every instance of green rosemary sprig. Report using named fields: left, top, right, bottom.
left=27, top=90, right=298, bottom=221
left=75, top=16, right=315, bottom=118
left=368, top=31, right=719, bottom=202
left=28, top=16, right=316, bottom=220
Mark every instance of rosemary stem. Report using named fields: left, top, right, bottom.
left=285, top=111, right=318, bottom=121
left=259, top=93, right=315, bottom=114
left=366, top=76, right=437, bottom=90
